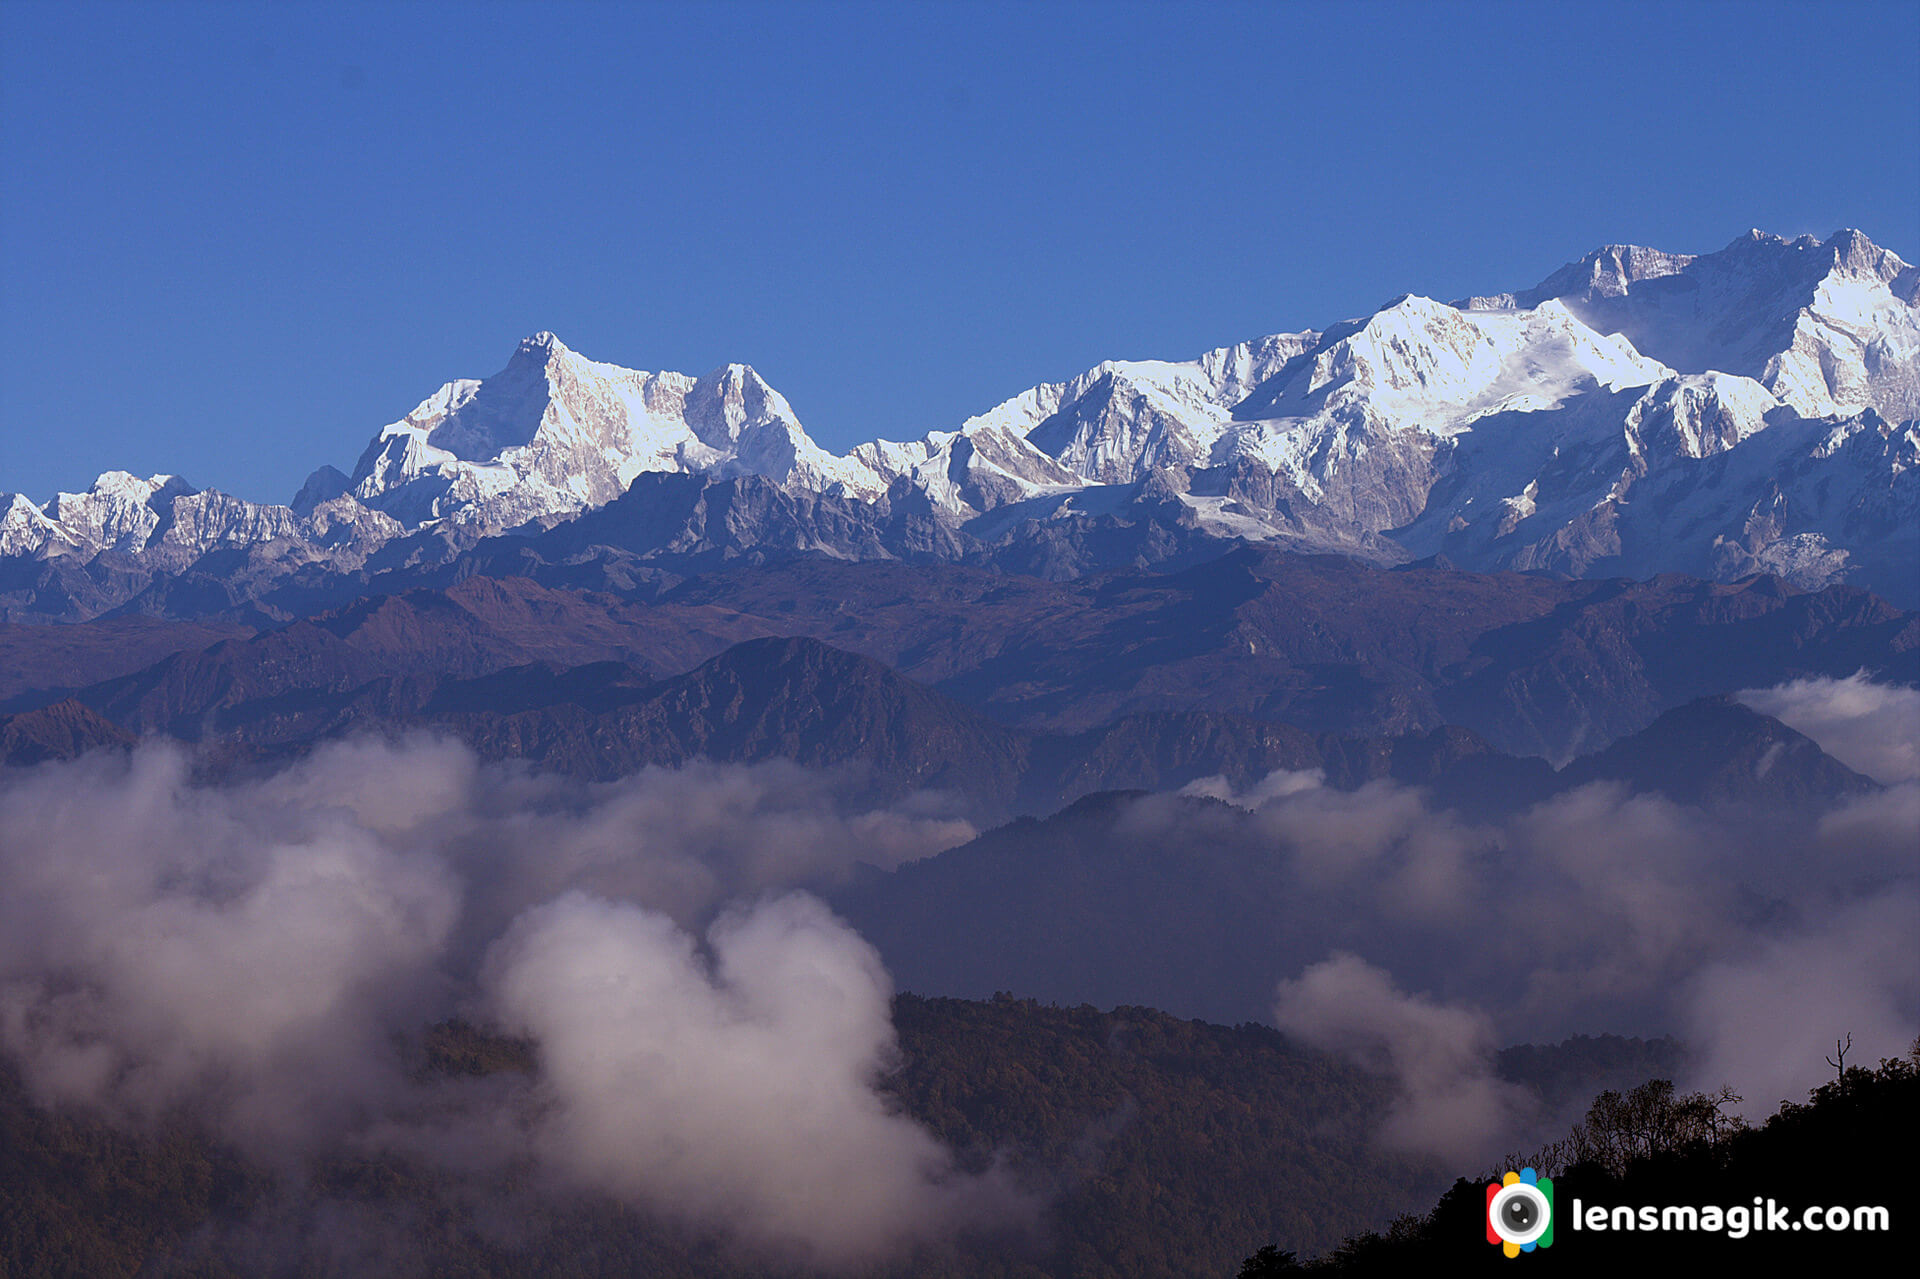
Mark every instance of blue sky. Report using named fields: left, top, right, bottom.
left=3, top=0, right=1916, bottom=505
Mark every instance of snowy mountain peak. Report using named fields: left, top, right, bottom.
left=1459, top=244, right=1693, bottom=310
left=1242, top=292, right=1665, bottom=427
left=0, top=491, right=77, bottom=557
left=517, top=330, right=568, bottom=358
left=1822, top=228, right=1911, bottom=285
left=335, top=336, right=887, bottom=531
left=1566, top=243, right=1693, bottom=298
left=6, top=227, right=1914, bottom=618
left=1458, top=228, right=1920, bottom=420
left=44, top=471, right=198, bottom=534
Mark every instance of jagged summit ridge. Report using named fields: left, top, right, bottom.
left=3, top=226, right=1914, bottom=617
left=1460, top=228, right=1919, bottom=419
left=341, top=336, right=888, bottom=532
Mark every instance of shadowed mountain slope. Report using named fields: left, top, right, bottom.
left=647, top=547, right=1915, bottom=760
left=0, top=700, right=136, bottom=767
left=1558, top=695, right=1880, bottom=806
left=4, top=546, right=1907, bottom=784
left=831, top=695, right=1885, bottom=1022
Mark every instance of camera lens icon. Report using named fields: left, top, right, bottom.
left=1490, top=1182, right=1550, bottom=1245
left=1485, top=1168, right=1554, bottom=1256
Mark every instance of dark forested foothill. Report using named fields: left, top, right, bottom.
left=1240, top=1049, right=1917, bottom=1273
left=0, top=997, right=1694, bottom=1278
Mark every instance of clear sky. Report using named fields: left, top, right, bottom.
left=3, top=0, right=1916, bottom=505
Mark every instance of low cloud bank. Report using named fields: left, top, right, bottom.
left=1182, top=764, right=1918, bottom=1162
left=0, top=737, right=994, bottom=1265
left=1738, top=672, right=1920, bottom=784
left=1272, top=954, right=1538, bottom=1166
left=3, top=718, right=1912, bottom=1243
left=487, top=892, right=999, bottom=1267
left=1681, top=888, right=1920, bottom=1113
left=0, top=746, right=459, bottom=1153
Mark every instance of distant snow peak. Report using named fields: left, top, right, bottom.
left=1472, top=228, right=1918, bottom=421
left=0, top=491, right=77, bottom=557
left=5, top=227, right=1915, bottom=616
left=332, top=334, right=890, bottom=533
left=310, top=228, right=1908, bottom=552
left=39, top=472, right=195, bottom=555
left=516, top=330, right=567, bottom=360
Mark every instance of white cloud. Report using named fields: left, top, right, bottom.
left=1738, top=673, right=1920, bottom=784
left=1273, top=952, right=1539, bottom=1166
left=484, top=891, right=1005, bottom=1266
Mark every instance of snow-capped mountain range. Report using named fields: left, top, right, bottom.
left=5, top=228, right=1916, bottom=616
